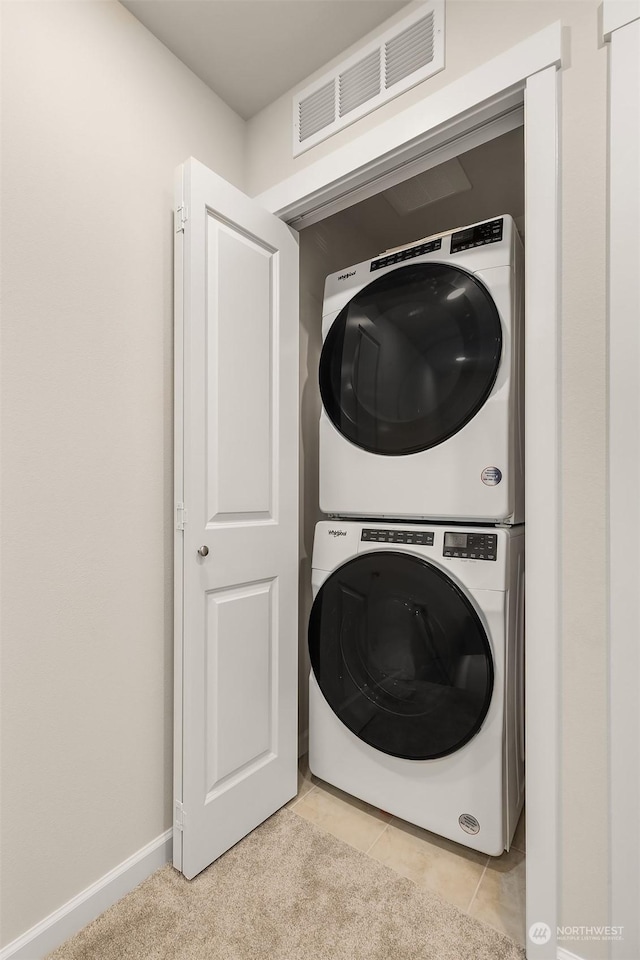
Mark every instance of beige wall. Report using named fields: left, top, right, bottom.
left=0, top=0, right=245, bottom=946
left=256, top=2, right=609, bottom=957
left=246, top=0, right=569, bottom=197
left=1, top=0, right=611, bottom=956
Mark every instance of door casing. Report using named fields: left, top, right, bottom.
left=604, top=5, right=640, bottom=959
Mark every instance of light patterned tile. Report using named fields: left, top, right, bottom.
left=511, top=808, right=525, bottom=853
left=469, top=845, right=526, bottom=946
left=367, top=817, right=489, bottom=911
left=285, top=754, right=316, bottom=809
left=292, top=777, right=392, bottom=852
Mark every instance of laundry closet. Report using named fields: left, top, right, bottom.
left=296, top=124, right=525, bottom=857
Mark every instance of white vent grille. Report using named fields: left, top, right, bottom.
left=385, top=12, right=435, bottom=87
left=299, top=81, right=336, bottom=143
left=293, top=1, right=444, bottom=156
left=339, top=51, right=381, bottom=117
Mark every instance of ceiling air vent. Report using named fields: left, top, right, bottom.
left=383, top=156, right=471, bottom=215
left=293, top=1, right=444, bottom=157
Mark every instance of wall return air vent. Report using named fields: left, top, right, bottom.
left=293, top=1, right=445, bottom=156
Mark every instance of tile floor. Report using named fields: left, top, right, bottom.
left=287, top=755, right=526, bottom=947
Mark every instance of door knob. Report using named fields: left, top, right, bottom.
left=197, top=545, right=209, bottom=557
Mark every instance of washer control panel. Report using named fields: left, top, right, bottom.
left=370, top=237, right=442, bottom=271
left=443, top=532, right=497, bottom=561
left=450, top=218, right=503, bottom=254
left=361, top=528, right=434, bottom=545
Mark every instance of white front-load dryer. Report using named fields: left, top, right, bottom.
left=319, top=215, right=524, bottom=523
left=308, top=519, right=525, bottom=856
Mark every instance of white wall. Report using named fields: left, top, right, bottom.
left=253, top=2, right=609, bottom=957
left=0, top=0, right=245, bottom=947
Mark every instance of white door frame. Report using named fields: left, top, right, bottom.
left=603, top=4, right=640, bottom=958
left=256, top=21, right=563, bottom=959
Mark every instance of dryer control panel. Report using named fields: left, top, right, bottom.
left=450, top=218, right=503, bottom=254
left=443, top=531, right=497, bottom=561
left=370, top=237, right=442, bottom=271
left=361, top=528, right=434, bottom=545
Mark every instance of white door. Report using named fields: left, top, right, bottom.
left=173, top=157, right=299, bottom=880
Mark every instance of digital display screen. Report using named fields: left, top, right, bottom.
left=454, top=228, right=474, bottom=244
left=445, top=533, right=468, bottom=548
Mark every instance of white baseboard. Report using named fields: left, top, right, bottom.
left=557, top=948, right=586, bottom=960
left=0, top=829, right=173, bottom=960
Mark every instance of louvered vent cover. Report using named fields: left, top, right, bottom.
left=299, top=81, right=336, bottom=143
left=293, top=1, right=444, bottom=156
left=339, top=51, right=381, bottom=117
left=385, top=12, right=435, bottom=87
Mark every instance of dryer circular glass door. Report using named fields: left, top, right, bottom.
left=319, top=263, right=503, bottom=455
left=308, top=551, right=494, bottom=760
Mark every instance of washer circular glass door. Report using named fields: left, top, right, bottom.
left=319, top=262, right=503, bottom=456
left=308, top=551, right=494, bottom=760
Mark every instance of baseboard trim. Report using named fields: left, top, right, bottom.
left=557, top=948, right=586, bottom=960
left=0, top=829, right=173, bottom=960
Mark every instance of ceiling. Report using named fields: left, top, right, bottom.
left=120, top=0, right=411, bottom=120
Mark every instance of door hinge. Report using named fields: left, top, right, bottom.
left=174, top=800, right=185, bottom=832
left=176, top=502, right=187, bottom=531
left=175, top=205, right=188, bottom=233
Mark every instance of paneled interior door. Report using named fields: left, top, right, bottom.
left=174, top=157, right=299, bottom=879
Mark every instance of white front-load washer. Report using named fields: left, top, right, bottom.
left=319, top=215, right=524, bottom=523
left=308, top=519, right=525, bottom=856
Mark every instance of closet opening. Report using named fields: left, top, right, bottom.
left=296, top=123, right=526, bottom=945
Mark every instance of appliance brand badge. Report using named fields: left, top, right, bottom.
left=458, top=814, right=480, bottom=835
left=481, top=466, right=503, bottom=486
left=337, top=271, right=356, bottom=281
left=328, top=529, right=347, bottom=537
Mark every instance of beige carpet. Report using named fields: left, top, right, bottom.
left=47, top=809, right=525, bottom=960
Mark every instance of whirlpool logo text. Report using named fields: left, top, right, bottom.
left=328, top=529, right=347, bottom=537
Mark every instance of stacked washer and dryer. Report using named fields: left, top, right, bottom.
left=307, top=215, right=525, bottom=856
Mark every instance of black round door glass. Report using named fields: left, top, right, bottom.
left=319, top=263, right=503, bottom=455
left=308, top=552, right=494, bottom=760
